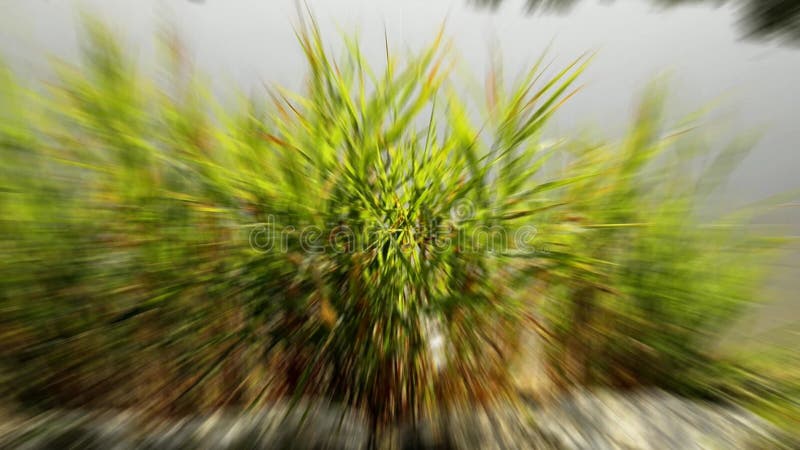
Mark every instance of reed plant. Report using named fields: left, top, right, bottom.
left=0, top=13, right=793, bottom=440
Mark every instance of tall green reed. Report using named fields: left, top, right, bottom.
left=0, top=15, right=587, bottom=427
left=533, top=84, right=790, bottom=394
left=0, top=12, right=792, bottom=437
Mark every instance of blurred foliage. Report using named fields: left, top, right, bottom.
left=0, top=15, right=588, bottom=429
left=533, top=84, right=791, bottom=396
left=471, top=0, right=800, bottom=42
left=0, top=12, right=795, bottom=438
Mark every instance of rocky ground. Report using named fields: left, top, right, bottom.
left=1, top=389, right=795, bottom=449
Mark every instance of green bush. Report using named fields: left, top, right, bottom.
left=0, top=13, right=792, bottom=436
left=534, top=84, right=790, bottom=393
left=0, top=16, right=586, bottom=427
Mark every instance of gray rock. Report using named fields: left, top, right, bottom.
left=526, top=389, right=793, bottom=450
left=0, top=391, right=793, bottom=449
